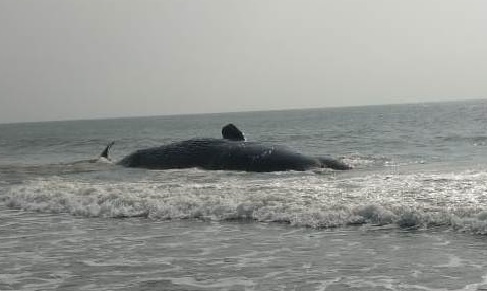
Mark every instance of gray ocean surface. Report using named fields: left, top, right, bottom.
left=2, top=100, right=487, bottom=290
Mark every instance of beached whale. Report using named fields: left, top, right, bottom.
left=100, top=124, right=351, bottom=171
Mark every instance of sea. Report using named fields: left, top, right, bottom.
left=1, top=100, right=487, bottom=291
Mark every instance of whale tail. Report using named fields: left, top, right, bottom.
left=100, top=141, right=115, bottom=161
left=318, top=157, right=352, bottom=170
left=222, top=123, right=246, bottom=141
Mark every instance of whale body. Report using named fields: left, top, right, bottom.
left=116, top=138, right=350, bottom=171
left=101, top=124, right=351, bottom=172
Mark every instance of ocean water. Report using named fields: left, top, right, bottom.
left=1, top=100, right=487, bottom=290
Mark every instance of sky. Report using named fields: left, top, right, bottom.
left=1, top=0, right=486, bottom=123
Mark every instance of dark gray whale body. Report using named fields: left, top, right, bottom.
left=104, top=124, right=351, bottom=172
left=117, top=138, right=350, bottom=171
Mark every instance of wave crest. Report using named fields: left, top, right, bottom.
left=4, top=170, right=487, bottom=234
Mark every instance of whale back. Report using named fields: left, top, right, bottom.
left=211, top=142, right=320, bottom=171
left=118, top=138, right=322, bottom=171
left=118, top=139, right=224, bottom=169
left=117, top=137, right=350, bottom=171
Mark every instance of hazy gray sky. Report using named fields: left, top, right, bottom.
left=1, top=0, right=486, bottom=123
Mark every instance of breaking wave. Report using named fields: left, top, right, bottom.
left=3, top=169, right=487, bottom=235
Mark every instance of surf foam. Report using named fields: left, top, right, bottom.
left=3, top=169, right=487, bottom=234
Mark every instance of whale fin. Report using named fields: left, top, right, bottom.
left=100, top=141, right=115, bottom=160
left=222, top=123, right=245, bottom=141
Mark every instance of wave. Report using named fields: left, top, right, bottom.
left=436, top=135, right=487, bottom=145
left=3, top=169, right=487, bottom=235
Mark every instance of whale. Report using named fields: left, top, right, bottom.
left=100, top=124, right=351, bottom=172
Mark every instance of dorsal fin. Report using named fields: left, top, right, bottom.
left=100, top=141, right=115, bottom=160
left=222, top=123, right=245, bottom=141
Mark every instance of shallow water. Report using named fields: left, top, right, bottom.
left=2, top=211, right=487, bottom=291
left=1, top=100, right=487, bottom=290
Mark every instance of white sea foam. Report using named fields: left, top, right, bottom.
left=170, top=276, right=255, bottom=289
left=4, top=169, right=487, bottom=234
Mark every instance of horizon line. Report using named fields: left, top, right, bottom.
left=0, top=98, right=484, bottom=126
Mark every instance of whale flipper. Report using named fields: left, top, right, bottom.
left=222, top=123, right=245, bottom=141
left=100, top=141, right=115, bottom=160
left=318, top=157, right=352, bottom=170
